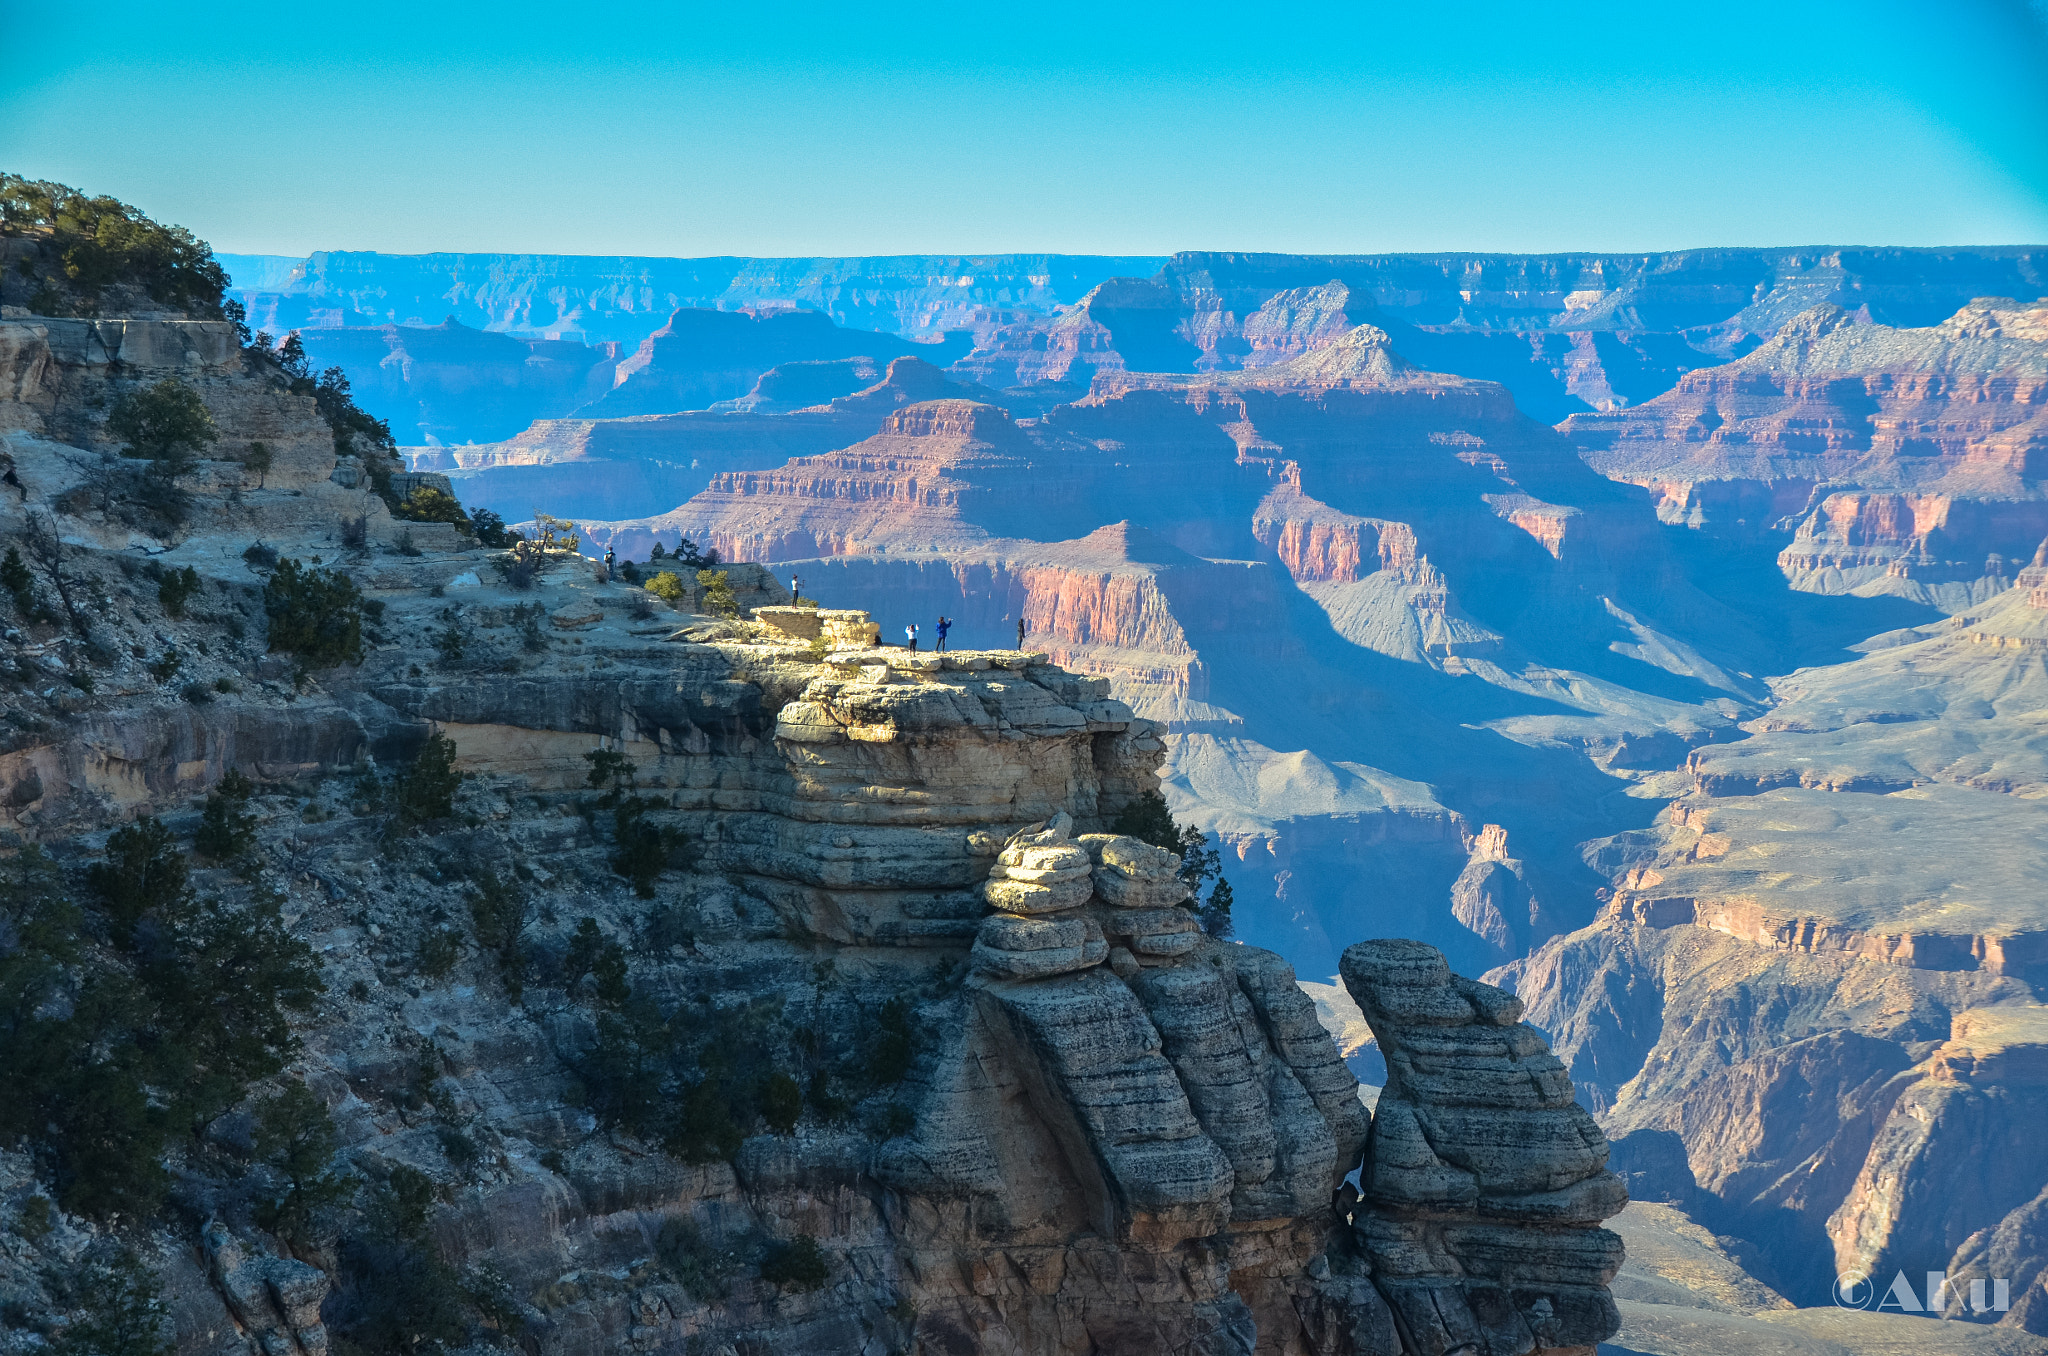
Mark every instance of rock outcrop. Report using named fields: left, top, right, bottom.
left=1565, top=298, right=2048, bottom=611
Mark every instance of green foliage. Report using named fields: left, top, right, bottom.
left=468, top=509, right=509, bottom=548
left=253, top=1081, right=350, bottom=1245
left=242, top=441, right=272, bottom=485
left=1199, top=876, right=1235, bottom=940
left=513, top=602, right=546, bottom=651
left=333, top=1166, right=467, bottom=1356
left=583, top=750, right=691, bottom=896
left=155, top=565, right=200, bottom=619
left=263, top=558, right=365, bottom=669
left=643, top=570, right=685, bottom=604
left=864, top=998, right=917, bottom=1086
left=433, top=621, right=465, bottom=671
left=696, top=568, right=738, bottom=618
left=673, top=535, right=717, bottom=568
left=1110, top=789, right=1180, bottom=852
left=47, top=1246, right=174, bottom=1356
left=194, top=790, right=256, bottom=862
left=87, top=818, right=189, bottom=947
left=392, top=732, right=462, bottom=826
left=1110, top=788, right=1233, bottom=933
left=415, top=928, right=461, bottom=980
left=107, top=380, right=216, bottom=475
left=17, top=1194, right=54, bottom=1241
left=394, top=485, right=470, bottom=529
left=466, top=871, right=526, bottom=1001
left=654, top=1217, right=737, bottom=1301
left=761, top=1072, right=802, bottom=1135
left=1, top=547, right=36, bottom=615
left=758, top=1234, right=829, bottom=1291
left=4, top=832, right=320, bottom=1219
left=532, top=514, right=579, bottom=553
left=0, top=175, right=227, bottom=316
left=146, top=648, right=181, bottom=683
left=563, top=918, right=629, bottom=1008
left=311, top=365, right=397, bottom=464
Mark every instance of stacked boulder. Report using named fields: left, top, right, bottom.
left=1079, top=833, right=1200, bottom=959
left=970, top=812, right=1109, bottom=979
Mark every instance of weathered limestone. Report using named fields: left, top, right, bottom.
left=1342, top=938, right=1627, bottom=1355
left=973, top=814, right=1109, bottom=977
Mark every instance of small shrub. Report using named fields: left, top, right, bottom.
left=434, top=623, right=465, bottom=671
left=643, top=571, right=685, bottom=605
left=469, top=509, right=510, bottom=549
left=697, top=569, right=738, bottom=618
left=242, top=441, right=272, bottom=486
left=761, top=1072, right=802, bottom=1135
left=758, top=1234, right=829, bottom=1292
left=394, top=486, right=469, bottom=529
left=241, top=541, right=278, bottom=569
left=213, top=676, right=236, bottom=694
left=396, top=528, right=420, bottom=558
left=392, top=732, right=462, bottom=826
left=252, top=1082, right=349, bottom=1246
left=467, top=871, right=527, bottom=1000
left=106, top=379, right=216, bottom=476
left=16, top=1195, right=53, bottom=1241
left=263, top=558, right=364, bottom=669
left=618, top=559, right=641, bottom=584
left=416, top=928, right=461, bottom=980
left=194, top=789, right=255, bottom=860
left=180, top=680, right=212, bottom=705
left=156, top=565, right=200, bottom=618
left=655, top=1217, right=735, bottom=1301
left=147, top=648, right=181, bottom=682
left=0, top=548, right=34, bottom=614
left=562, top=917, right=628, bottom=1008
left=338, top=515, right=368, bottom=551
left=46, top=1246, right=174, bottom=1356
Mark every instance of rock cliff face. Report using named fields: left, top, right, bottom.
left=228, top=253, right=1167, bottom=346
left=0, top=262, right=1625, bottom=1356
left=408, top=357, right=1005, bottom=524
left=1564, top=299, right=2048, bottom=611
left=583, top=308, right=969, bottom=419
left=1490, top=571, right=2048, bottom=1316
left=289, top=318, right=622, bottom=446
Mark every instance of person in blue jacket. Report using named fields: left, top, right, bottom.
left=935, top=616, right=951, bottom=652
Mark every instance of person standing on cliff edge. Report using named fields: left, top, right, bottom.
left=790, top=573, right=803, bottom=604
left=1017, top=617, right=1026, bottom=650
left=905, top=622, right=918, bottom=651
left=935, top=616, right=951, bottom=653
left=602, top=546, right=615, bottom=583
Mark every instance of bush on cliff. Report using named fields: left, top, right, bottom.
left=263, top=558, right=365, bottom=669
left=3, top=829, right=321, bottom=1218
left=1112, top=788, right=1235, bottom=937
left=697, top=569, right=738, bottom=618
left=392, top=732, right=463, bottom=826
left=758, top=1234, right=829, bottom=1292
left=393, top=485, right=470, bottom=530
left=0, top=174, right=227, bottom=317
left=108, top=380, right=217, bottom=475
left=643, top=570, right=685, bottom=605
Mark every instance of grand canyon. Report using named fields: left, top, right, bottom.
left=1, top=172, right=2046, bottom=1356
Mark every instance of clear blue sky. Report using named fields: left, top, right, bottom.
left=3, top=0, right=2045, bottom=256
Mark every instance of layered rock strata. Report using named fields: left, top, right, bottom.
left=1341, top=939, right=1626, bottom=1355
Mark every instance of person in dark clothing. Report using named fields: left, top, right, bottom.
left=602, top=546, right=615, bottom=582
left=790, top=573, right=803, bottom=603
left=1016, top=617, right=1026, bottom=649
left=905, top=622, right=918, bottom=651
left=935, top=616, right=951, bottom=652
